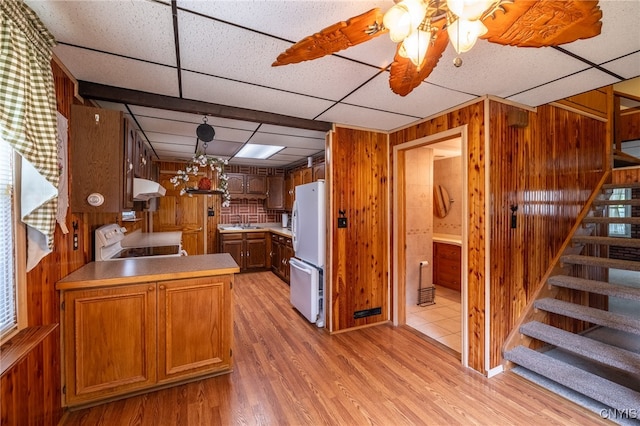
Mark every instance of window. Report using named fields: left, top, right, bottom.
left=608, top=188, right=631, bottom=238
left=0, top=139, right=26, bottom=341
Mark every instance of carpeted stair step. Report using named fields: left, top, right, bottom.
left=519, top=321, right=640, bottom=375
left=592, top=198, right=640, bottom=206
left=560, top=254, right=640, bottom=272
left=581, top=217, right=640, bottom=225
left=547, top=275, right=640, bottom=302
left=534, top=298, right=640, bottom=335
left=571, top=235, right=640, bottom=248
left=602, top=182, right=640, bottom=190
left=504, top=346, right=640, bottom=412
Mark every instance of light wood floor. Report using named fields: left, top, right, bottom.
left=62, top=271, right=609, bottom=425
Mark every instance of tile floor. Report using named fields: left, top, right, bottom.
left=406, top=285, right=462, bottom=353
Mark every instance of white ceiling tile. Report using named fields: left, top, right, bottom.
left=559, top=0, right=640, bottom=65
left=181, top=70, right=336, bottom=120
left=250, top=132, right=326, bottom=150
left=601, top=52, right=640, bottom=80
left=258, top=124, right=327, bottom=140
left=53, top=45, right=179, bottom=97
left=508, top=68, right=621, bottom=107
left=28, top=0, right=176, bottom=66
left=317, top=103, right=421, bottom=131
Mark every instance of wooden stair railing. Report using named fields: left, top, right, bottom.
left=501, top=170, right=612, bottom=363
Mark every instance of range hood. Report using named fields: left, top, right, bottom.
left=133, top=178, right=166, bottom=201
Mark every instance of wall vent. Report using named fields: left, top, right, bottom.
left=354, top=307, right=382, bottom=319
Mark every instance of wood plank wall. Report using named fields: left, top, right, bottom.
left=389, top=102, right=486, bottom=372
left=0, top=60, right=85, bottom=425
left=329, top=127, right=389, bottom=331
left=488, top=102, right=607, bottom=368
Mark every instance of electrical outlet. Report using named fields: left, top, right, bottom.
left=73, top=233, right=78, bottom=250
left=337, top=217, right=347, bottom=228
left=208, top=208, right=215, bottom=217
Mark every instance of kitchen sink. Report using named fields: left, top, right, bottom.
left=220, top=225, right=264, bottom=231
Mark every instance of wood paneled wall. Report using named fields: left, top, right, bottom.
left=0, top=60, right=86, bottom=425
left=487, top=102, right=607, bottom=368
left=389, top=101, right=487, bottom=372
left=328, top=127, right=389, bottom=331
left=388, top=98, right=607, bottom=373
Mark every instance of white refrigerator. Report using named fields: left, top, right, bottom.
left=290, top=180, right=325, bottom=326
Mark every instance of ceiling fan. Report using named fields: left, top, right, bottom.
left=272, top=0, right=603, bottom=96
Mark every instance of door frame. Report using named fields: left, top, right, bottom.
left=392, top=126, right=470, bottom=367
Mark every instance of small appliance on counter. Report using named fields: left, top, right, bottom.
left=281, top=213, right=289, bottom=228
left=94, top=224, right=185, bottom=261
left=290, top=180, right=325, bottom=327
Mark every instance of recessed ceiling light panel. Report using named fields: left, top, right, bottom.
left=235, top=143, right=284, bottom=159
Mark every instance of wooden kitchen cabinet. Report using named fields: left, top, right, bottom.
left=62, top=282, right=157, bottom=406
left=220, top=232, right=267, bottom=271
left=284, top=174, right=294, bottom=210
left=70, top=104, right=135, bottom=212
left=433, top=242, right=462, bottom=291
left=133, top=131, right=152, bottom=179
left=266, top=176, right=285, bottom=209
left=313, top=163, right=325, bottom=181
left=61, top=275, right=233, bottom=407
left=226, top=173, right=267, bottom=198
left=158, top=276, right=232, bottom=382
left=270, top=232, right=293, bottom=283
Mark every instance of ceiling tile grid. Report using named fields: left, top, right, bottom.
left=26, top=0, right=640, bottom=167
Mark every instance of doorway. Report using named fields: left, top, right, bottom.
left=392, top=127, right=469, bottom=366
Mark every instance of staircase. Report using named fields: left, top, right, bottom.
left=503, top=179, right=640, bottom=416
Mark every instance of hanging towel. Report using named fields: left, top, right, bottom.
left=56, top=111, right=69, bottom=233
left=22, top=156, right=57, bottom=271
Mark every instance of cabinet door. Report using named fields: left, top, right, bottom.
left=226, top=173, right=245, bottom=194
left=282, top=239, right=294, bottom=282
left=63, top=283, right=157, bottom=406
left=270, top=234, right=281, bottom=275
left=284, top=174, right=294, bottom=211
left=246, top=175, right=266, bottom=194
left=301, top=168, right=313, bottom=184
left=313, top=163, right=325, bottom=181
left=158, top=276, right=233, bottom=382
left=245, top=234, right=267, bottom=270
left=123, top=119, right=135, bottom=209
left=71, top=105, right=127, bottom=212
left=221, top=236, right=244, bottom=269
left=266, top=176, right=284, bottom=209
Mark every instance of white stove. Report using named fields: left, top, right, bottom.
left=95, top=224, right=185, bottom=261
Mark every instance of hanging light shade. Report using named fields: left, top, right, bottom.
left=196, top=116, right=215, bottom=142
left=383, top=0, right=427, bottom=43
left=447, top=18, right=488, bottom=54
left=399, top=29, right=432, bottom=68
left=446, top=0, right=495, bottom=20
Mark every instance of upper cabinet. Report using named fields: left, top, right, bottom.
left=70, top=104, right=134, bottom=212
left=226, top=173, right=267, bottom=199
left=266, top=176, right=284, bottom=209
left=284, top=162, right=325, bottom=211
left=133, top=132, right=154, bottom=179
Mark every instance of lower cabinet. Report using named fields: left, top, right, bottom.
left=270, top=233, right=293, bottom=283
left=61, top=275, right=233, bottom=407
left=433, top=242, right=462, bottom=291
left=220, top=232, right=267, bottom=271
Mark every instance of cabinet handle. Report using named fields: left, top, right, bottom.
left=148, top=286, right=154, bottom=292
left=240, top=252, right=244, bottom=257
left=159, top=285, right=165, bottom=290
left=246, top=251, right=249, bottom=257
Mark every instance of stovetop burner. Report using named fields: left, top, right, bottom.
left=112, top=245, right=181, bottom=259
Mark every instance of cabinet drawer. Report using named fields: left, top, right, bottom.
left=436, top=243, right=461, bottom=260
left=221, top=233, right=243, bottom=241
left=246, top=232, right=266, bottom=240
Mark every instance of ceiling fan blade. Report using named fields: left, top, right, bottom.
left=482, top=0, right=602, bottom=47
left=389, top=20, right=449, bottom=97
left=272, top=8, right=387, bottom=67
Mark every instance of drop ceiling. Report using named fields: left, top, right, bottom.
left=27, top=0, right=640, bottom=168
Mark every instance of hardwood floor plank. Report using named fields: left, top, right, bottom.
left=62, top=271, right=608, bottom=425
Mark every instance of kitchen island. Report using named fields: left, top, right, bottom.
left=57, top=254, right=239, bottom=408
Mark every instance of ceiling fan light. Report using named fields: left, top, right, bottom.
left=400, top=29, right=431, bottom=68
left=384, top=0, right=426, bottom=43
left=447, top=18, right=487, bottom=53
left=446, top=0, right=495, bottom=20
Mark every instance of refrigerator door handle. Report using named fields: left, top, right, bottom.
left=291, top=199, right=299, bottom=252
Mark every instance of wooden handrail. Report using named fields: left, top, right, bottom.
left=501, top=170, right=612, bottom=364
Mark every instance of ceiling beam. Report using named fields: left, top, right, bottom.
left=77, top=81, right=333, bottom=132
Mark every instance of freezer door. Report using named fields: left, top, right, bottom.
left=289, top=257, right=319, bottom=323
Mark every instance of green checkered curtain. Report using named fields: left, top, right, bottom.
left=0, top=0, right=58, bottom=256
